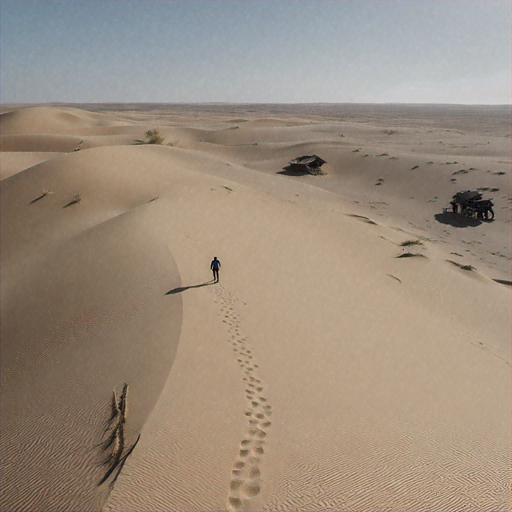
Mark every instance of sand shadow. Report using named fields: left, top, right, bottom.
left=63, top=197, right=81, bottom=208
left=29, top=193, right=48, bottom=204
left=277, top=165, right=310, bottom=177
left=493, top=279, right=512, bottom=287
left=346, top=214, right=378, bottom=225
left=165, top=281, right=215, bottom=295
left=434, top=212, right=482, bottom=227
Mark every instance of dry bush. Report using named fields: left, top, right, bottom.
left=63, top=194, right=82, bottom=208
left=396, top=252, right=426, bottom=259
left=400, top=240, right=423, bottom=247
left=135, top=129, right=177, bottom=146
left=144, top=129, right=165, bottom=144
left=448, top=260, right=475, bottom=271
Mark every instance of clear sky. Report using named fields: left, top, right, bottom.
left=1, top=0, right=510, bottom=104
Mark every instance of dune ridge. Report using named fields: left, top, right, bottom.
left=1, top=104, right=510, bottom=512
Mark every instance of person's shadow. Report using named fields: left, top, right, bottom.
left=165, top=280, right=215, bottom=295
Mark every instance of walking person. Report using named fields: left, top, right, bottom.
left=210, top=257, right=221, bottom=283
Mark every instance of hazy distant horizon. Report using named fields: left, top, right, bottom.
left=2, top=1, right=510, bottom=105
left=3, top=101, right=511, bottom=107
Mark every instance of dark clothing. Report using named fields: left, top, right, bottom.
left=210, top=259, right=221, bottom=282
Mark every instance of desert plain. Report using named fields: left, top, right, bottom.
left=1, top=103, right=510, bottom=512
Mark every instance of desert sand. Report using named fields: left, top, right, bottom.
left=1, top=103, right=510, bottom=512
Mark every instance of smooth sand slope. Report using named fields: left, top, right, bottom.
left=1, top=104, right=510, bottom=512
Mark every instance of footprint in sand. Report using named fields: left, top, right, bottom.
left=213, top=284, right=272, bottom=512
left=241, top=482, right=261, bottom=498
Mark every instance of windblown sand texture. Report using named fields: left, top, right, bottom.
left=1, top=103, right=510, bottom=512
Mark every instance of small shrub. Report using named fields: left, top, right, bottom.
left=448, top=260, right=474, bottom=271
left=30, top=188, right=54, bottom=204
left=396, top=252, right=425, bottom=258
left=144, top=129, right=164, bottom=144
left=400, top=240, right=423, bottom=247
left=64, top=193, right=82, bottom=208
left=135, top=129, right=167, bottom=145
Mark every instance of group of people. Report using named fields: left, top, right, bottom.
left=450, top=199, right=495, bottom=220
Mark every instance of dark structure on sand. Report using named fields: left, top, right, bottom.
left=283, top=155, right=327, bottom=175
left=449, top=190, right=494, bottom=220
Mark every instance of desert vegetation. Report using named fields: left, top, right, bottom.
left=98, top=384, right=141, bottom=489
left=448, top=260, right=475, bottom=271
left=63, top=194, right=82, bottom=208
left=30, top=188, right=54, bottom=204
left=396, top=252, right=426, bottom=258
left=400, top=239, right=423, bottom=247
left=135, top=129, right=177, bottom=146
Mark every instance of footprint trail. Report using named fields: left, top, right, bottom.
left=213, top=285, right=272, bottom=512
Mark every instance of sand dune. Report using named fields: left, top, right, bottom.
left=0, top=151, right=63, bottom=180
left=0, top=105, right=125, bottom=134
left=1, top=133, right=85, bottom=152
left=1, top=104, right=510, bottom=512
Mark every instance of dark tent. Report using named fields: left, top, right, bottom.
left=283, top=155, right=326, bottom=175
left=452, top=190, right=482, bottom=204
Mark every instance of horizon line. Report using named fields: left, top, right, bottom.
left=2, top=101, right=511, bottom=107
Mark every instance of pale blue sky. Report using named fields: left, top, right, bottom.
left=1, top=1, right=510, bottom=104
